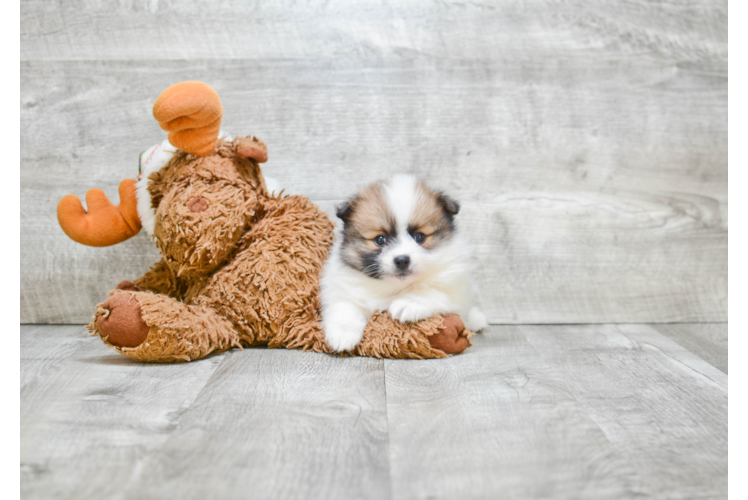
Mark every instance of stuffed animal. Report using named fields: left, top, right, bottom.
left=56, top=81, right=473, bottom=362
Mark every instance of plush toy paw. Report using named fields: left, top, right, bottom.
left=96, top=293, right=150, bottom=348
left=428, top=314, right=470, bottom=355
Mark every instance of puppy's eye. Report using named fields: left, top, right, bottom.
left=374, top=235, right=387, bottom=247
left=414, top=232, right=426, bottom=244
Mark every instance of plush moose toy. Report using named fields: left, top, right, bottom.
left=56, top=81, right=473, bottom=362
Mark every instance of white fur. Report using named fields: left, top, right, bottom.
left=321, top=175, right=488, bottom=352
left=385, top=173, right=420, bottom=234
left=263, top=176, right=282, bottom=196
left=135, top=139, right=177, bottom=235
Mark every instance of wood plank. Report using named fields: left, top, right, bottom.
left=30, top=191, right=731, bottom=324
left=649, top=323, right=728, bottom=374
left=520, top=324, right=727, bottom=500
left=118, top=348, right=391, bottom=500
left=20, top=59, right=727, bottom=323
left=20, top=324, right=90, bottom=361
left=20, top=0, right=727, bottom=62
left=21, top=188, right=728, bottom=324
left=20, top=59, right=728, bottom=201
left=20, top=325, right=229, bottom=500
left=383, top=325, right=646, bottom=499
left=464, top=192, right=727, bottom=324
left=21, top=324, right=728, bottom=499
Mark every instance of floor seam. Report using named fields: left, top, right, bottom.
left=383, top=358, right=396, bottom=500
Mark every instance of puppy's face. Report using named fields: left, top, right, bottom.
left=336, top=175, right=459, bottom=280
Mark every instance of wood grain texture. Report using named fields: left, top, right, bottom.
left=21, top=325, right=390, bottom=500
left=20, top=60, right=728, bottom=202
left=120, top=349, right=390, bottom=500
left=20, top=0, right=727, bottom=323
left=21, top=323, right=728, bottom=499
left=649, top=323, right=728, bottom=374
left=21, top=325, right=228, bottom=500
left=383, top=326, right=645, bottom=499
left=521, top=324, right=727, bottom=500
left=20, top=0, right=727, bottom=62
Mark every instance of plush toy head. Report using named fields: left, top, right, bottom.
left=57, top=81, right=270, bottom=271
left=146, top=137, right=269, bottom=277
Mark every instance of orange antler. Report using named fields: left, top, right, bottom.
left=153, top=81, right=223, bottom=157
left=57, top=179, right=142, bottom=247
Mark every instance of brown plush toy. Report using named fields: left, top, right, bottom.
left=57, top=81, right=473, bottom=362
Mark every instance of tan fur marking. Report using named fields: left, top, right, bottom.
left=409, top=180, right=453, bottom=249
left=339, top=182, right=396, bottom=274
left=348, top=182, right=394, bottom=237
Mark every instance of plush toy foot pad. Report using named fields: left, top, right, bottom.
left=97, top=294, right=150, bottom=348
left=428, top=314, right=469, bottom=354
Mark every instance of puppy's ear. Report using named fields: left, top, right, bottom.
left=437, top=193, right=460, bottom=216
left=335, top=199, right=355, bottom=222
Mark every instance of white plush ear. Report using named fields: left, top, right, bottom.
left=263, top=177, right=282, bottom=196
left=135, top=139, right=176, bottom=235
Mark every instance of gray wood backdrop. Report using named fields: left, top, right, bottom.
left=20, top=0, right=727, bottom=324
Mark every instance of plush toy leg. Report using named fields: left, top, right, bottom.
left=87, top=290, right=242, bottom=362
left=269, top=316, right=333, bottom=354
left=354, top=312, right=474, bottom=359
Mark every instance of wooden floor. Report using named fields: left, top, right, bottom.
left=21, top=323, right=727, bottom=500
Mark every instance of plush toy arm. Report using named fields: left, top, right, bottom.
left=57, top=179, right=142, bottom=247
left=132, top=259, right=182, bottom=298
left=354, top=312, right=473, bottom=359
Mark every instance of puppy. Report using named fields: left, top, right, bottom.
left=321, top=174, right=488, bottom=352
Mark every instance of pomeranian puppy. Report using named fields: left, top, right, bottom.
left=321, top=174, right=488, bottom=352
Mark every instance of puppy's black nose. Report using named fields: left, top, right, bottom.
left=394, top=255, right=410, bottom=270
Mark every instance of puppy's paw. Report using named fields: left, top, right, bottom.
left=323, top=305, right=367, bottom=352
left=389, top=299, right=435, bottom=323
left=465, top=306, right=488, bottom=332
left=324, top=322, right=365, bottom=352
